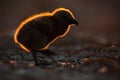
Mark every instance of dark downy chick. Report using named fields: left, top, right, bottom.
left=14, top=8, right=78, bottom=66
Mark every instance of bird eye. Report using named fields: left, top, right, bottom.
left=63, top=15, right=67, bottom=18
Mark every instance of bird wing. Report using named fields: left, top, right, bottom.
left=28, top=17, right=55, bottom=35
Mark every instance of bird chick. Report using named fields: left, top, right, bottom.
left=14, top=8, right=78, bottom=66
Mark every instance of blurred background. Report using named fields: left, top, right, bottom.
left=0, top=0, right=120, bottom=44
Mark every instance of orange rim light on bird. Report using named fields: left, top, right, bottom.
left=14, top=8, right=75, bottom=52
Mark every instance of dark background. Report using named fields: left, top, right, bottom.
left=0, top=1, right=119, bottom=80
left=0, top=0, right=120, bottom=43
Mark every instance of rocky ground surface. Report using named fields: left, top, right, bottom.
left=0, top=35, right=120, bottom=80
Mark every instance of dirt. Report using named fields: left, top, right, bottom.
left=0, top=35, right=120, bottom=80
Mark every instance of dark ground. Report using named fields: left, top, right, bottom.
left=0, top=35, right=119, bottom=80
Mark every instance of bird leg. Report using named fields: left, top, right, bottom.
left=31, top=50, right=56, bottom=66
left=31, top=51, right=39, bottom=66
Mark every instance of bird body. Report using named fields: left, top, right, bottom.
left=14, top=8, right=78, bottom=66
left=16, top=16, right=54, bottom=51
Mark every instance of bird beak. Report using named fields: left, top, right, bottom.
left=71, top=19, right=78, bottom=25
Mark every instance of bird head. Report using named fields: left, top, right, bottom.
left=52, top=8, right=78, bottom=26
